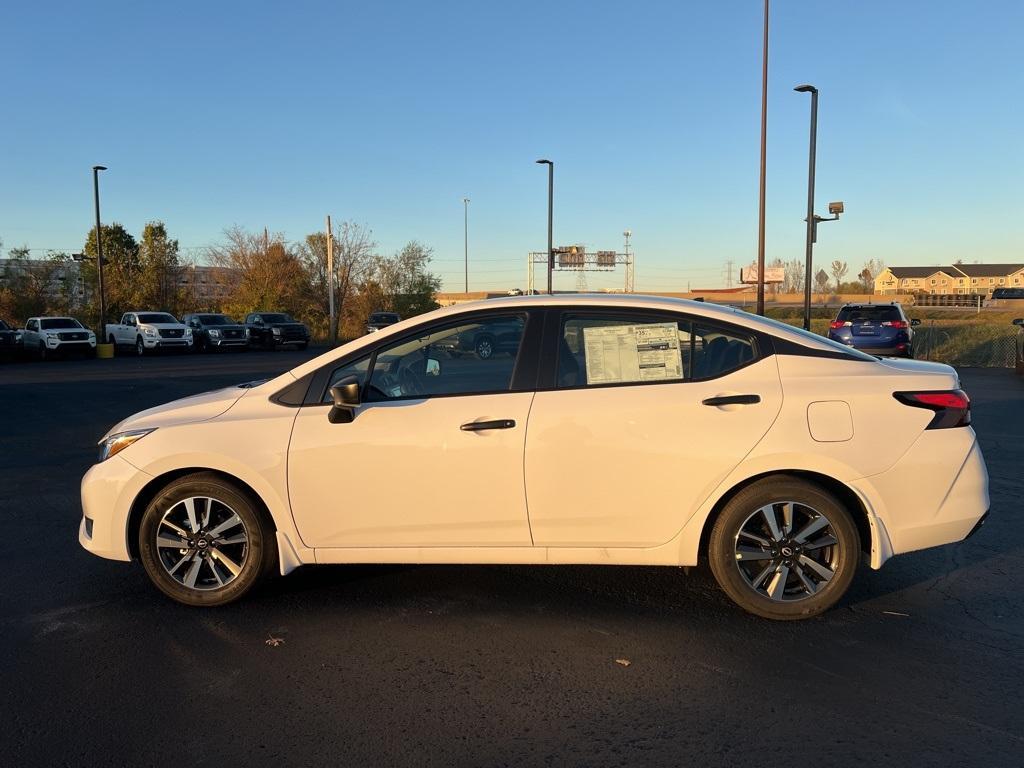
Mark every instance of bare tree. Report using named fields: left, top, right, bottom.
left=300, top=221, right=377, bottom=343
left=830, top=260, right=849, bottom=293
left=784, top=259, right=805, bottom=294
left=859, top=258, right=885, bottom=292
left=209, top=227, right=310, bottom=321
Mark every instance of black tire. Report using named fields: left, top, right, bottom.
left=297, top=342, right=308, bottom=351
left=135, top=336, right=145, bottom=357
left=708, top=476, right=859, bottom=620
left=475, top=335, right=495, bottom=359
left=138, top=472, right=278, bottom=607
left=37, top=342, right=47, bottom=361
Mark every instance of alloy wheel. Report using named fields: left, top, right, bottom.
left=155, top=496, right=249, bottom=591
left=733, top=501, right=840, bottom=602
left=476, top=338, right=493, bottom=359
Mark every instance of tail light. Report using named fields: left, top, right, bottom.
left=881, top=320, right=909, bottom=328
left=893, top=389, right=971, bottom=429
left=829, top=321, right=850, bottom=329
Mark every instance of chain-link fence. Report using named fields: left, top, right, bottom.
left=913, top=321, right=1018, bottom=367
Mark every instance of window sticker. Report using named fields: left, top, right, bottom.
left=582, top=322, right=683, bottom=385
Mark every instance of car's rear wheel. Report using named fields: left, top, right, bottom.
left=138, top=473, right=277, bottom=606
left=708, top=477, right=859, bottom=620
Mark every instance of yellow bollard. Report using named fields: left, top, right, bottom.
left=96, top=343, right=115, bottom=359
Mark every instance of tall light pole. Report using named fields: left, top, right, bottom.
left=462, top=197, right=470, bottom=293
left=756, top=0, right=770, bottom=316
left=92, top=165, right=108, bottom=340
left=794, top=85, right=818, bottom=331
left=535, top=159, right=553, bottom=294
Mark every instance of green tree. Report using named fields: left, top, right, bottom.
left=137, top=221, right=182, bottom=312
left=374, top=241, right=441, bottom=318
left=300, top=221, right=377, bottom=343
left=82, top=223, right=140, bottom=323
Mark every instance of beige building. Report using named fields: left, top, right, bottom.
left=875, top=264, right=1024, bottom=297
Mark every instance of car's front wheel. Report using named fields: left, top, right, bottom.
left=708, top=477, right=859, bottom=620
left=138, top=473, right=277, bottom=606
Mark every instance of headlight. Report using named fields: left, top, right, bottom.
left=97, top=428, right=156, bottom=462
left=272, top=327, right=282, bottom=335
left=88, top=331, right=96, bottom=339
left=143, top=327, right=158, bottom=337
left=209, top=329, right=221, bottom=337
left=46, top=332, right=59, bottom=339
left=184, top=327, right=193, bottom=337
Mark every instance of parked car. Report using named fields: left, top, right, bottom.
left=181, top=313, right=248, bottom=352
left=80, top=295, right=988, bottom=620
left=0, top=318, right=20, bottom=360
left=1013, top=317, right=1023, bottom=375
left=106, top=312, right=192, bottom=356
left=245, top=312, right=310, bottom=349
left=433, top=317, right=523, bottom=359
left=365, top=311, right=401, bottom=334
left=21, top=316, right=96, bottom=360
left=827, top=302, right=920, bottom=357
left=992, top=287, right=1024, bottom=300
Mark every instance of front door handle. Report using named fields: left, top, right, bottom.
left=702, top=394, right=761, bottom=406
left=460, top=419, right=516, bottom=431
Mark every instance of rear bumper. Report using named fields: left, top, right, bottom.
left=850, top=428, right=989, bottom=561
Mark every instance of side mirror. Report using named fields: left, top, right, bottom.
left=328, top=375, right=361, bottom=424
left=910, top=318, right=921, bottom=327
left=426, top=357, right=441, bottom=376
left=1013, top=318, right=1024, bottom=327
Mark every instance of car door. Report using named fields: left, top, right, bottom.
left=525, top=310, right=783, bottom=547
left=23, top=319, right=39, bottom=347
left=287, top=311, right=539, bottom=548
left=119, top=314, right=136, bottom=344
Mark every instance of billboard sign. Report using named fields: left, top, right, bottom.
left=740, top=264, right=784, bottom=284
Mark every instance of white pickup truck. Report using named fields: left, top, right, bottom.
left=105, top=311, right=193, bottom=356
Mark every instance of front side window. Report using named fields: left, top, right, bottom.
left=365, top=314, right=526, bottom=400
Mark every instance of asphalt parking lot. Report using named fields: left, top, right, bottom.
left=2, top=351, right=1022, bottom=767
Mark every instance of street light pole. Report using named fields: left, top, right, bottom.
left=463, top=197, right=470, bottom=293
left=536, top=159, right=553, bottom=294
left=756, top=0, right=769, bottom=316
left=794, top=85, right=818, bottom=331
left=92, top=165, right=108, bottom=340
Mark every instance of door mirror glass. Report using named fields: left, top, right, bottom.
left=910, top=318, right=921, bottom=327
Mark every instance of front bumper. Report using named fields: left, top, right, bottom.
left=143, top=337, right=192, bottom=349
left=79, top=455, right=152, bottom=561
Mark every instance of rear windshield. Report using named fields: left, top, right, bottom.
left=836, top=306, right=902, bottom=323
left=138, top=313, right=178, bottom=324
left=40, top=318, right=82, bottom=329
left=752, top=314, right=877, bottom=361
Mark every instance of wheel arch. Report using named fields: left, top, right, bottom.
left=697, top=470, right=874, bottom=564
left=126, top=467, right=277, bottom=559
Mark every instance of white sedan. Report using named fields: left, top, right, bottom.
left=80, top=295, right=989, bottom=619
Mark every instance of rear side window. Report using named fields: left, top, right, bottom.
left=836, top=306, right=902, bottom=323
left=558, top=314, right=758, bottom=387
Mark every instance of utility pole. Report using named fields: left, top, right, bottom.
left=463, top=197, right=470, bottom=293
left=795, top=84, right=819, bottom=331
left=756, top=0, right=770, bottom=316
left=536, top=159, right=554, bottom=294
left=92, top=165, right=107, bottom=342
left=326, top=214, right=336, bottom=345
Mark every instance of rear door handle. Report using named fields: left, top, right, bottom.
left=460, top=419, right=516, bottom=431
left=702, top=394, right=761, bottom=406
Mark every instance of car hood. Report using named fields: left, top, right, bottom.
left=140, top=322, right=187, bottom=330
left=102, top=385, right=248, bottom=439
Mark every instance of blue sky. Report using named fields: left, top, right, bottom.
left=2, top=0, right=1021, bottom=291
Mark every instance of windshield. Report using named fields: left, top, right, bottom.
left=138, top=313, right=178, bottom=324
left=370, top=313, right=400, bottom=324
left=261, top=313, right=292, bottom=323
left=41, top=318, right=83, bottom=329
left=752, top=314, right=877, bottom=361
left=0, top=319, right=10, bottom=331
left=199, top=315, right=235, bottom=325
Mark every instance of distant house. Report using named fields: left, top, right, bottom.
left=875, top=264, right=1024, bottom=297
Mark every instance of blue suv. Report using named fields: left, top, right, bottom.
left=828, top=302, right=920, bottom=357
